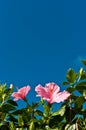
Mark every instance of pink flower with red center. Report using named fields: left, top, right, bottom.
left=35, top=82, right=70, bottom=104
left=12, top=85, right=31, bottom=101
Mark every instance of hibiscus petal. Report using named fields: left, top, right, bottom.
left=11, top=85, right=31, bottom=101
left=19, top=86, right=30, bottom=99
left=35, top=84, right=50, bottom=99
left=53, top=91, right=70, bottom=103
left=45, top=82, right=60, bottom=93
left=12, top=92, right=23, bottom=100
left=35, top=82, right=70, bottom=104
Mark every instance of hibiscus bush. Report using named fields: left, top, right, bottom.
left=0, top=60, right=86, bottom=130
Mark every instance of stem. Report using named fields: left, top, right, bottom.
left=48, top=103, right=52, bottom=116
left=69, top=98, right=72, bottom=123
left=46, top=103, right=52, bottom=124
left=43, top=103, right=52, bottom=125
left=76, top=122, right=79, bottom=130
left=32, top=109, right=34, bottom=119
left=24, top=98, right=30, bottom=107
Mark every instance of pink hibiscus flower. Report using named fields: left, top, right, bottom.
left=35, top=82, right=70, bottom=104
left=12, top=85, right=31, bottom=101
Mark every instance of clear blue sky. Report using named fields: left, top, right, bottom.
left=0, top=0, right=86, bottom=105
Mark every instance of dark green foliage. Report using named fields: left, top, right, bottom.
left=66, top=68, right=78, bottom=83
left=81, top=59, right=86, bottom=66
left=0, top=60, right=86, bottom=129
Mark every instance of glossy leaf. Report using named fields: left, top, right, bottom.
left=29, top=121, right=35, bottom=130
left=80, top=72, right=86, bottom=80
left=74, top=96, right=85, bottom=109
left=7, top=99, right=18, bottom=106
left=34, top=110, right=43, bottom=116
left=8, top=115, right=18, bottom=123
left=67, top=87, right=75, bottom=93
left=18, top=114, right=24, bottom=126
left=1, top=103, right=15, bottom=112
left=49, top=115, right=62, bottom=128
left=66, top=68, right=77, bottom=83
left=81, top=60, right=86, bottom=66
left=65, top=124, right=76, bottom=130
left=65, top=107, right=75, bottom=122
left=75, top=82, right=86, bottom=94
left=62, top=81, right=69, bottom=85
left=9, top=122, right=16, bottom=130
left=52, top=105, right=66, bottom=116
left=83, top=90, right=86, bottom=99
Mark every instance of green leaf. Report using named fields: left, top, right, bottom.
left=18, top=114, right=24, bottom=126
left=77, top=117, right=86, bottom=130
left=12, top=109, right=23, bottom=115
left=8, top=115, right=18, bottom=122
left=80, top=73, right=86, bottom=80
left=49, top=115, right=62, bottom=128
left=81, top=60, right=86, bottom=66
left=4, top=88, right=12, bottom=95
left=83, top=90, right=86, bottom=99
left=67, top=87, right=75, bottom=93
left=1, top=103, right=15, bottom=112
left=34, top=110, right=43, bottom=116
left=75, top=82, right=86, bottom=94
left=0, top=113, right=6, bottom=121
left=79, top=68, right=84, bottom=76
left=29, top=121, right=35, bottom=130
left=0, top=84, right=6, bottom=92
left=0, top=125, right=9, bottom=130
left=9, top=121, right=16, bottom=130
left=76, top=81, right=86, bottom=86
left=7, top=100, right=18, bottom=106
left=43, top=104, right=51, bottom=116
left=65, top=107, right=75, bottom=122
left=66, top=68, right=77, bottom=83
left=74, top=96, right=85, bottom=109
left=79, top=67, right=86, bottom=80
left=62, top=81, right=69, bottom=85
left=52, top=105, right=66, bottom=116
left=32, top=102, right=39, bottom=109
left=45, top=125, right=59, bottom=130
left=65, top=124, right=76, bottom=130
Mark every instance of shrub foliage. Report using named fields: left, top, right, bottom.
left=0, top=60, right=86, bottom=130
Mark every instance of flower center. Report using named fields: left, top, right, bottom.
left=50, top=87, right=53, bottom=92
